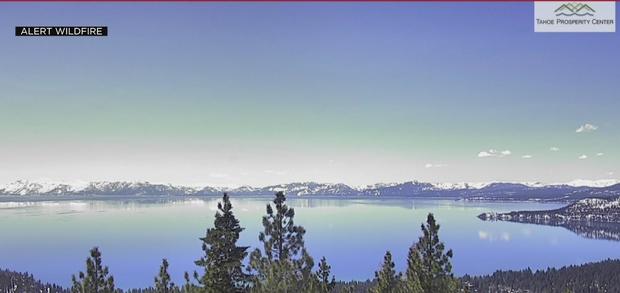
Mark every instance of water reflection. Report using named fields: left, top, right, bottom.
left=1, top=196, right=618, bottom=289
left=479, top=216, right=620, bottom=242
left=523, top=221, right=620, bottom=241
left=477, top=230, right=511, bottom=242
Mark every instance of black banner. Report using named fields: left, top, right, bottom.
left=15, top=26, right=108, bottom=37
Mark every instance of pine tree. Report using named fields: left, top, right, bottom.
left=248, top=191, right=315, bottom=292
left=154, top=259, right=177, bottom=293
left=403, top=246, right=423, bottom=293
left=182, top=272, right=196, bottom=293
left=71, top=247, right=116, bottom=293
left=372, top=251, right=401, bottom=293
left=414, top=213, right=458, bottom=293
left=195, top=193, right=249, bottom=292
left=316, top=257, right=336, bottom=292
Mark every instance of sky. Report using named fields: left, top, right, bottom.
left=0, top=3, right=618, bottom=187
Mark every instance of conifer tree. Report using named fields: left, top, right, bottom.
left=403, top=247, right=423, bottom=293
left=195, top=193, right=249, bottom=292
left=413, top=213, right=458, bottom=293
left=316, top=256, right=336, bottom=292
left=154, top=259, right=177, bottom=293
left=248, top=191, right=315, bottom=292
left=71, top=247, right=116, bottom=293
left=372, top=251, right=401, bottom=293
left=182, top=272, right=195, bottom=293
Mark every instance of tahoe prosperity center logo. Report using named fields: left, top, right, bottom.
left=555, top=3, right=596, bottom=16
left=535, top=1, right=614, bottom=32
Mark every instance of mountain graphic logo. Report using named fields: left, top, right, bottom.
left=554, top=3, right=596, bottom=16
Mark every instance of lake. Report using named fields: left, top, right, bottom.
left=1, top=196, right=619, bottom=289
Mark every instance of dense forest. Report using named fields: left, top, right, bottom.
left=4, top=259, right=620, bottom=292
left=462, top=259, right=620, bottom=293
left=1, top=192, right=619, bottom=292
left=0, top=269, right=68, bottom=293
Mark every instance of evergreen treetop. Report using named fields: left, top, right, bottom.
left=248, top=191, right=315, bottom=292
left=195, top=193, right=249, bottom=292
left=414, top=213, right=458, bottom=293
left=71, top=247, right=116, bottom=293
left=316, top=256, right=336, bottom=293
left=154, top=259, right=177, bottom=293
left=372, top=251, right=401, bottom=293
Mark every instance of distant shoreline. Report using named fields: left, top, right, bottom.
left=0, top=194, right=563, bottom=204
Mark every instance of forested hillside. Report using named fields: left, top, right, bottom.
left=462, top=259, right=620, bottom=293
left=0, top=269, right=67, bottom=293
left=5, top=260, right=620, bottom=293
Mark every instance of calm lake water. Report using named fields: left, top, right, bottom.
left=1, top=196, right=620, bottom=289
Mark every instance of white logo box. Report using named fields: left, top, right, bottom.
left=535, top=1, right=615, bottom=32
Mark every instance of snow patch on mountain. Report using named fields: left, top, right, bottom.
left=0, top=180, right=89, bottom=195
left=564, top=179, right=620, bottom=188
left=431, top=182, right=494, bottom=190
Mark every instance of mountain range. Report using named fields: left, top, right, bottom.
left=2, top=179, right=620, bottom=201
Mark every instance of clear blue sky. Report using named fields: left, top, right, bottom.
left=0, top=3, right=618, bottom=186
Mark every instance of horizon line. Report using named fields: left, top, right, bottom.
left=2, top=178, right=619, bottom=189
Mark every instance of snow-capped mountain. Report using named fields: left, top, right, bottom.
left=0, top=180, right=85, bottom=195
left=0, top=180, right=196, bottom=196
left=361, top=181, right=435, bottom=196
left=1, top=179, right=620, bottom=201
left=255, top=182, right=358, bottom=196
left=563, top=179, right=620, bottom=188
left=430, top=182, right=493, bottom=190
